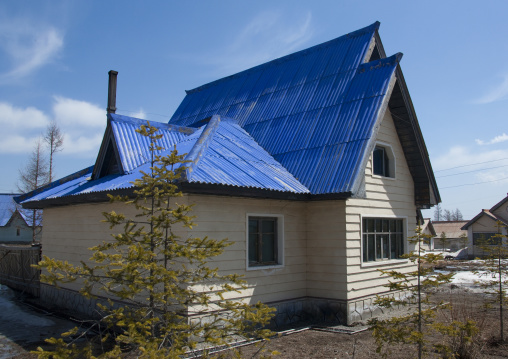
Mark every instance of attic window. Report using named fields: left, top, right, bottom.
left=372, top=144, right=395, bottom=178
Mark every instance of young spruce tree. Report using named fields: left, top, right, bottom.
left=369, top=226, right=476, bottom=358
left=35, top=123, right=274, bottom=358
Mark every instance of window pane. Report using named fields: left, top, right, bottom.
left=373, top=148, right=385, bottom=176
left=262, top=219, right=275, bottom=233
left=382, top=220, right=389, bottom=232
left=262, top=234, right=275, bottom=262
left=376, top=235, right=382, bottom=259
left=367, top=219, right=374, bottom=232
left=249, top=219, right=258, bottom=234
left=375, top=219, right=382, bottom=232
left=396, top=220, right=403, bottom=232
left=249, top=232, right=258, bottom=263
left=363, top=235, right=368, bottom=262
left=368, top=234, right=375, bottom=261
left=381, top=234, right=389, bottom=259
left=390, top=219, right=396, bottom=232
left=390, top=233, right=397, bottom=259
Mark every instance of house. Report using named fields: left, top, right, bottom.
left=461, top=194, right=508, bottom=257
left=432, top=221, right=468, bottom=252
left=420, top=218, right=436, bottom=250
left=18, top=22, right=440, bottom=325
left=0, top=194, right=40, bottom=244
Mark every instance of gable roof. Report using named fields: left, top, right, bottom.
left=433, top=221, right=468, bottom=239
left=0, top=194, right=31, bottom=226
left=169, top=22, right=439, bottom=206
left=461, top=208, right=508, bottom=230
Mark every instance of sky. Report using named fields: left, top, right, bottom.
left=0, top=1, right=507, bottom=220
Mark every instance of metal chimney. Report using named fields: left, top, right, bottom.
left=107, top=70, right=118, bottom=114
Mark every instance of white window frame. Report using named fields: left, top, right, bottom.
left=372, top=142, right=396, bottom=180
left=360, top=214, right=408, bottom=268
left=246, top=213, right=284, bottom=271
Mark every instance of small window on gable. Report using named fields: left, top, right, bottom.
left=99, top=140, right=121, bottom=178
left=372, top=144, right=395, bottom=178
left=16, top=228, right=20, bottom=236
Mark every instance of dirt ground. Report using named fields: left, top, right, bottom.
left=2, top=262, right=508, bottom=358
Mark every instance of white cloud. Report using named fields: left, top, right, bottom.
left=432, top=146, right=508, bottom=172
left=475, top=133, right=508, bottom=145
left=474, top=73, right=508, bottom=104
left=205, top=11, right=313, bottom=75
left=0, top=102, right=49, bottom=130
left=0, top=20, right=63, bottom=81
left=0, top=97, right=106, bottom=156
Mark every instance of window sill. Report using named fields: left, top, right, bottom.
left=371, top=174, right=396, bottom=181
left=247, top=263, right=284, bottom=271
left=361, top=259, right=408, bottom=268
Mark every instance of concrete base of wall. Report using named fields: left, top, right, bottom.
left=39, top=284, right=401, bottom=328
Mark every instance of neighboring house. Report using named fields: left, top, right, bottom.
left=420, top=218, right=436, bottom=250
left=0, top=194, right=41, bottom=244
left=461, top=194, right=508, bottom=257
left=432, top=221, right=468, bottom=252
left=18, top=22, right=440, bottom=325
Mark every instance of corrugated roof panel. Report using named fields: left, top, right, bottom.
left=259, top=65, right=283, bottom=96
left=244, top=93, right=272, bottom=126
left=291, top=80, right=319, bottom=115
left=312, top=144, right=345, bottom=193
left=307, top=105, right=341, bottom=149
left=322, top=38, right=351, bottom=77
left=327, top=100, right=362, bottom=145
left=236, top=99, right=257, bottom=126
left=340, top=32, right=372, bottom=72
left=287, top=109, right=321, bottom=152
left=221, top=76, right=248, bottom=108
left=261, top=89, right=286, bottom=120
left=235, top=71, right=262, bottom=104
left=271, top=113, right=304, bottom=155
left=259, top=117, right=288, bottom=154
left=306, top=45, right=334, bottom=82
left=273, top=57, right=300, bottom=91
left=225, top=102, right=244, bottom=119
left=324, top=70, right=355, bottom=107
left=307, top=75, right=335, bottom=111
left=273, top=84, right=302, bottom=118
left=291, top=51, right=319, bottom=87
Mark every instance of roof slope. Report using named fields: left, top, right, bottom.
left=0, top=194, right=32, bottom=226
left=20, top=115, right=309, bottom=207
left=433, top=221, right=468, bottom=239
left=169, top=22, right=401, bottom=195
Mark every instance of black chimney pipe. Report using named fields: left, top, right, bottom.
left=107, top=70, right=118, bottom=114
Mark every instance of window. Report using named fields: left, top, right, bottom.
left=363, top=218, right=404, bottom=262
left=372, top=144, right=395, bottom=178
left=473, top=233, right=501, bottom=245
left=16, top=228, right=20, bottom=236
left=248, top=216, right=282, bottom=267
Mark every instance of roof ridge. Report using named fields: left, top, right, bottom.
left=185, top=22, right=380, bottom=95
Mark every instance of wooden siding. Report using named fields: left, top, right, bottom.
left=307, top=110, right=417, bottom=301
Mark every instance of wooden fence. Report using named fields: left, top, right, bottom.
left=0, top=244, right=40, bottom=297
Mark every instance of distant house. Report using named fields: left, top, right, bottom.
left=19, top=22, right=440, bottom=325
left=432, top=221, right=468, bottom=252
left=420, top=218, right=436, bottom=250
left=0, top=194, right=41, bottom=244
left=461, top=194, right=508, bottom=257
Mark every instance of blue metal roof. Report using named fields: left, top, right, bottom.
left=20, top=22, right=408, bottom=205
left=169, top=22, right=402, bottom=194
left=20, top=115, right=309, bottom=204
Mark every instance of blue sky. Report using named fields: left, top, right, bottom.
left=0, top=1, right=507, bottom=219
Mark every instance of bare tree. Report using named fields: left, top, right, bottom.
left=18, top=139, right=48, bottom=243
left=453, top=208, right=463, bottom=221
left=43, top=121, right=64, bottom=182
left=434, top=203, right=443, bottom=221
left=444, top=209, right=453, bottom=221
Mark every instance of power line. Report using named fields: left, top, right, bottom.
left=437, top=164, right=508, bottom=178
left=440, top=176, right=508, bottom=189
left=435, top=157, right=508, bottom=173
